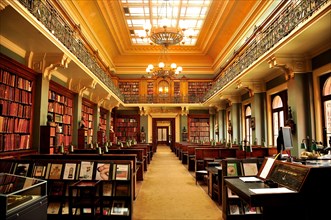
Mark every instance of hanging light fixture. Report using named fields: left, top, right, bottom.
left=146, top=45, right=182, bottom=78
left=143, top=0, right=194, bottom=47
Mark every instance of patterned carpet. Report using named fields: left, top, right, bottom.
left=132, top=144, right=223, bottom=220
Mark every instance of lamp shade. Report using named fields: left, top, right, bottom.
left=159, top=62, right=165, bottom=68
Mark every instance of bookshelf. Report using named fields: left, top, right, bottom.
left=43, top=82, right=74, bottom=153
left=119, top=81, right=139, bottom=103
left=188, top=81, right=212, bottom=103
left=174, top=81, right=180, bottom=96
left=82, top=98, right=94, bottom=145
left=114, top=115, right=139, bottom=143
left=188, top=114, right=210, bottom=142
left=147, top=81, right=154, bottom=102
left=98, top=107, right=107, bottom=145
left=0, top=54, right=37, bottom=154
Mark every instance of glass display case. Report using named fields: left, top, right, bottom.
left=0, top=173, right=47, bottom=220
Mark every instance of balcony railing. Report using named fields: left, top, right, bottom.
left=17, top=0, right=329, bottom=104
left=123, top=94, right=205, bottom=104
left=18, top=0, right=124, bottom=101
left=203, top=0, right=329, bottom=102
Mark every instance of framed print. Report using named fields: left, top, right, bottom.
left=229, top=204, right=241, bottom=215
left=111, top=200, right=129, bottom=216
left=48, top=163, right=63, bottom=179
left=242, top=201, right=257, bottom=214
left=227, top=163, right=238, bottom=176
left=103, top=182, right=113, bottom=196
left=95, top=163, right=112, bottom=180
left=14, top=163, right=30, bottom=176
left=242, top=163, right=258, bottom=176
left=115, top=164, right=129, bottom=180
left=79, top=161, right=94, bottom=180
left=229, top=200, right=243, bottom=215
left=32, top=165, right=46, bottom=178
left=63, top=163, right=77, bottom=180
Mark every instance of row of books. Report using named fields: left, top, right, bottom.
left=0, top=134, right=30, bottom=151
left=190, top=122, right=209, bottom=127
left=11, top=161, right=130, bottom=181
left=116, top=122, right=138, bottom=128
left=55, top=133, right=72, bottom=146
left=1, top=70, right=33, bottom=91
left=0, top=117, right=30, bottom=133
left=0, top=101, right=32, bottom=118
left=48, top=102, right=73, bottom=115
left=82, top=112, right=93, bottom=121
left=189, top=131, right=210, bottom=137
left=48, top=91, right=73, bottom=107
left=82, top=105, right=93, bottom=114
left=0, top=85, right=32, bottom=103
left=116, top=118, right=137, bottom=123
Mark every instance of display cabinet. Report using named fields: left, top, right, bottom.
left=0, top=173, right=47, bottom=220
left=4, top=156, right=134, bottom=220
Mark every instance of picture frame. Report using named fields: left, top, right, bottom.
left=229, top=204, right=241, bottom=215
left=242, top=162, right=258, bottom=176
left=47, top=163, right=63, bottom=179
left=79, top=161, right=94, bottom=180
left=95, top=163, right=112, bottom=180
left=32, top=164, right=46, bottom=178
left=111, top=200, right=129, bottom=216
left=103, top=182, right=113, bottom=196
left=63, top=163, right=77, bottom=180
left=14, top=163, right=30, bottom=176
left=114, top=164, right=129, bottom=180
left=242, top=201, right=257, bottom=214
left=227, top=163, right=238, bottom=176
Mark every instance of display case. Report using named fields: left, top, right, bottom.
left=0, top=173, right=47, bottom=220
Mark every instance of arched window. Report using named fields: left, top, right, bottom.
left=245, top=105, right=252, bottom=145
left=271, top=91, right=287, bottom=146
left=321, top=73, right=331, bottom=147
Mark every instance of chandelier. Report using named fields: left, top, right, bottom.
left=146, top=46, right=182, bottom=78
left=143, top=0, right=193, bottom=47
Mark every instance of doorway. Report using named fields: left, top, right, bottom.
left=157, top=126, right=169, bottom=145
left=152, top=118, right=175, bottom=151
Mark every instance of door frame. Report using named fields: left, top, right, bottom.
left=152, top=118, right=175, bottom=150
